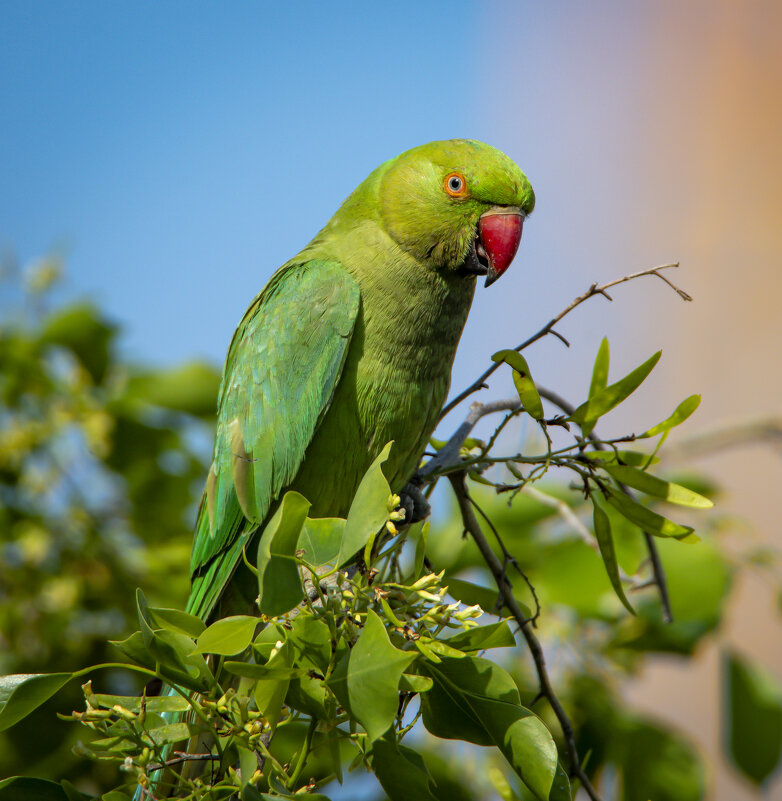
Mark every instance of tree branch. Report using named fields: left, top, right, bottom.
left=418, top=398, right=521, bottom=480
left=448, top=473, right=604, bottom=801
left=440, top=263, right=687, bottom=420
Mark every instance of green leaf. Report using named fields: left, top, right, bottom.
left=421, top=656, right=557, bottom=800
left=91, top=692, right=189, bottom=714
left=147, top=605, right=206, bottom=638
left=223, top=663, right=302, bottom=680
left=604, top=487, right=694, bottom=539
left=492, top=350, right=544, bottom=420
left=286, top=615, right=332, bottom=675
left=582, top=449, right=658, bottom=467
left=0, top=673, right=73, bottom=732
left=195, top=615, right=258, bottom=656
left=372, top=736, right=439, bottom=801
left=256, top=491, right=310, bottom=617
left=723, top=650, right=782, bottom=785
left=603, top=464, right=713, bottom=509
left=110, top=631, right=156, bottom=671
left=447, top=577, right=502, bottom=613
left=399, top=673, right=434, bottom=693
left=298, top=517, right=345, bottom=567
left=337, top=442, right=393, bottom=568
left=589, top=337, right=610, bottom=399
left=640, top=394, right=701, bottom=438
left=327, top=610, right=415, bottom=742
left=0, top=777, right=76, bottom=801
left=446, top=621, right=516, bottom=652
left=570, top=350, right=661, bottom=435
left=592, top=501, right=634, bottom=614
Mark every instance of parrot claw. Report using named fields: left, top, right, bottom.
left=398, top=482, right=431, bottom=524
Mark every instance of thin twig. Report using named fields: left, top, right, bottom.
left=440, top=263, right=687, bottom=420
left=537, top=386, right=673, bottom=623
left=448, top=473, right=604, bottom=801
left=419, top=398, right=521, bottom=479
left=147, top=751, right=220, bottom=773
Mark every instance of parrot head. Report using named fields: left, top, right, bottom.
left=378, top=139, right=535, bottom=286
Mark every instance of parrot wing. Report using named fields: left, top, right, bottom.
left=187, top=259, right=360, bottom=619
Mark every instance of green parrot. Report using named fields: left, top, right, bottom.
left=188, top=139, right=535, bottom=622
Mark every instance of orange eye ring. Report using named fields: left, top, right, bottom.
left=444, top=172, right=468, bottom=198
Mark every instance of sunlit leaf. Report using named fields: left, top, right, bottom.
left=640, top=394, right=701, bottom=439
left=604, top=487, right=694, bottom=539
left=589, top=337, right=610, bottom=399
left=492, top=350, right=544, bottom=420
left=195, top=615, right=258, bottom=656
left=570, top=350, right=661, bottom=435
left=582, top=450, right=658, bottom=467
left=603, top=465, right=713, bottom=509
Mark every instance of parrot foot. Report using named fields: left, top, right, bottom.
left=398, top=482, right=431, bottom=525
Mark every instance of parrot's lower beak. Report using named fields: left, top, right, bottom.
left=478, top=207, right=524, bottom=287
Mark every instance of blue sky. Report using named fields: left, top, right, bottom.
left=2, top=2, right=672, bottom=432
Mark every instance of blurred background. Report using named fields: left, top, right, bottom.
left=1, top=1, right=781, bottom=799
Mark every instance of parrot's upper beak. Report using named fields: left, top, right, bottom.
left=477, top=207, right=524, bottom=287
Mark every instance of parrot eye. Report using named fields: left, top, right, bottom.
left=444, top=172, right=468, bottom=198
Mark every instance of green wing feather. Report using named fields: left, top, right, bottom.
left=186, top=259, right=360, bottom=619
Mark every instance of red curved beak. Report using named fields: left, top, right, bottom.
left=478, top=208, right=524, bottom=287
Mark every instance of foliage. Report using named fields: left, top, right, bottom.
left=1, top=261, right=781, bottom=799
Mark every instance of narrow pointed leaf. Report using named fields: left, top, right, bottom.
left=604, top=487, right=694, bottom=539
left=582, top=450, right=658, bottom=467
left=589, top=337, right=610, bottom=399
left=640, top=394, right=701, bottom=438
left=604, top=464, right=713, bottom=508
left=592, top=501, right=634, bottom=614
left=571, top=350, right=661, bottom=435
